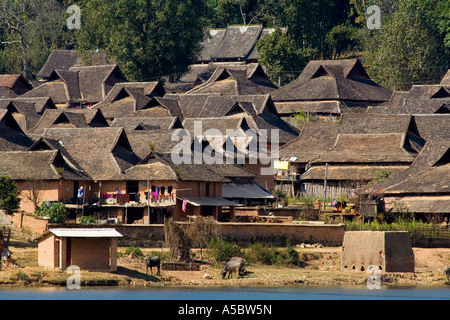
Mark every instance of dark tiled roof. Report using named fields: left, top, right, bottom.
left=23, top=65, right=127, bottom=106
left=41, top=127, right=140, bottom=181
left=0, top=150, right=88, bottom=181
left=185, top=65, right=277, bottom=95
left=271, top=59, right=392, bottom=104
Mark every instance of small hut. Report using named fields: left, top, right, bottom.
left=38, top=228, right=122, bottom=271
left=341, top=231, right=415, bottom=273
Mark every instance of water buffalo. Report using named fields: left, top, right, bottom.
left=221, top=257, right=245, bottom=279
left=145, top=256, right=161, bottom=276
left=444, top=266, right=450, bottom=281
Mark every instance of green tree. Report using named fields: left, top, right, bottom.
left=0, top=176, right=21, bottom=215
left=256, top=28, right=313, bottom=85
left=0, top=0, right=67, bottom=79
left=75, top=0, right=208, bottom=81
left=369, top=0, right=448, bottom=90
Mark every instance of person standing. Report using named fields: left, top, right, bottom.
left=77, top=186, right=84, bottom=207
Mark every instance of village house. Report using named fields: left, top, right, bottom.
left=276, top=114, right=426, bottom=200
left=184, top=65, right=278, bottom=95
left=21, top=65, right=128, bottom=108
left=367, top=69, right=450, bottom=115
left=167, top=63, right=277, bottom=94
left=195, top=25, right=286, bottom=65
left=92, top=81, right=167, bottom=122
left=367, top=140, right=450, bottom=222
left=271, top=59, right=392, bottom=119
left=0, top=97, right=57, bottom=133
left=36, top=49, right=115, bottom=81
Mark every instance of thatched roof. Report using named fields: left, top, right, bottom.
left=185, top=65, right=277, bottom=95
left=367, top=85, right=450, bottom=114
left=41, top=127, right=140, bottom=181
left=110, top=117, right=181, bottom=133
left=37, top=49, right=115, bottom=79
left=271, top=59, right=392, bottom=105
left=369, top=140, right=450, bottom=195
left=0, top=150, right=89, bottom=181
left=0, top=74, right=32, bottom=95
left=23, top=65, right=127, bottom=107
left=92, top=82, right=166, bottom=119
left=278, top=122, right=340, bottom=164
left=0, top=109, right=34, bottom=151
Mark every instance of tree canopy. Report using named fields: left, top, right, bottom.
left=0, top=0, right=448, bottom=88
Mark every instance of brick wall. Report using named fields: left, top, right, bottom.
left=50, top=222, right=345, bottom=246
left=11, top=212, right=49, bottom=235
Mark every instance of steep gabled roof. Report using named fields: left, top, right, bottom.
left=92, top=82, right=166, bottom=119
left=278, top=122, right=340, bottom=164
left=271, top=59, right=392, bottom=103
left=111, top=117, right=182, bottom=133
left=0, top=150, right=89, bottom=181
left=370, top=140, right=450, bottom=195
left=0, top=109, right=34, bottom=151
left=37, top=49, right=116, bottom=79
left=23, top=65, right=127, bottom=106
left=0, top=74, right=33, bottom=95
left=41, top=127, right=140, bottom=180
left=185, top=66, right=277, bottom=95
left=368, top=84, right=450, bottom=115
left=414, top=114, right=450, bottom=141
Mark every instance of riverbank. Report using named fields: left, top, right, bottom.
left=1, top=239, right=449, bottom=288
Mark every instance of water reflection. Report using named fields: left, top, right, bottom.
left=0, top=286, right=448, bottom=300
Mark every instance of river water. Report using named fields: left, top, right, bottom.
left=0, top=286, right=448, bottom=300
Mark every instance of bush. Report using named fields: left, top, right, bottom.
left=209, top=239, right=242, bottom=263
left=125, top=246, right=143, bottom=258
left=79, top=215, right=96, bottom=224
left=36, top=202, right=68, bottom=223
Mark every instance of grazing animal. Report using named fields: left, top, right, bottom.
left=444, top=266, right=450, bottom=281
left=145, top=256, right=161, bottom=276
left=221, top=257, right=245, bottom=279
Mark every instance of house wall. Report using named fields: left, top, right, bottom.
left=38, top=234, right=118, bottom=271
left=70, top=237, right=113, bottom=270
left=137, top=180, right=177, bottom=202
left=37, top=233, right=57, bottom=268
left=15, top=180, right=60, bottom=213
left=243, top=162, right=274, bottom=190
left=174, top=181, right=223, bottom=221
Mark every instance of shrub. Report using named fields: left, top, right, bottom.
left=209, top=239, right=242, bottom=263
left=79, top=215, right=96, bottom=224
left=125, top=246, right=143, bottom=258
left=36, top=202, right=69, bottom=223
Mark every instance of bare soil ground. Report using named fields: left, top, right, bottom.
left=1, top=241, right=448, bottom=288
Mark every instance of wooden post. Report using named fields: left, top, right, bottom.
left=322, top=163, right=328, bottom=211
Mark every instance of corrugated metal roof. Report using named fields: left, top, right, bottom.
left=48, top=228, right=122, bottom=238
left=179, top=197, right=241, bottom=207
